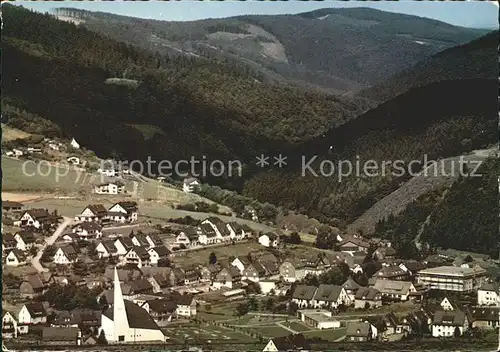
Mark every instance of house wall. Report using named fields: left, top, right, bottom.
left=478, top=290, right=499, bottom=306
left=432, top=325, right=465, bottom=337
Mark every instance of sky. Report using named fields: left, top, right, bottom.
left=11, top=0, right=500, bottom=29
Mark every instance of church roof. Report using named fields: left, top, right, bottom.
left=103, top=300, right=161, bottom=331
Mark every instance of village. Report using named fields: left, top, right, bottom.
left=2, top=193, right=500, bottom=351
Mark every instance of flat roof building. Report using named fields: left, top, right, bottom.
left=417, top=266, right=487, bottom=293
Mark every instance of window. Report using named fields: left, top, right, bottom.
left=118, top=335, right=125, bottom=342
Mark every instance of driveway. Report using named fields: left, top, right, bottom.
left=31, top=216, right=73, bottom=273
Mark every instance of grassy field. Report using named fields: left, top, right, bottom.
left=287, top=321, right=311, bottom=332
left=303, top=327, right=347, bottom=342
left=2, top=156, right=95, bottom=193
left=1, top=124, right=31, bottom=142
left=164, top=324, right=257, bottom=344
left=172, top=242, right=263, bottom=266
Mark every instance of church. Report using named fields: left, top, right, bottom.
left=99, top=267, right=166, bottom=343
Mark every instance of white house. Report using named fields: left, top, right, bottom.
left=231, top=256, right=251, bottom=274
left=95, top=182, right=125, bottom=195
left=2, top=311, right=24, bottom=339
left=432, top=310, right=468, bottom=337
left=258, top=233, right=279, bottom=248
left=75, top=204, right=108, bottom=222
left=123, top=247, right=150, bottom=268
left=18, top=303, right=47, bottom=325
left=114, top=237, right=134, bottom=256
left=175, top=295, right=197, bottom=318
left=99, top=267, right=166, bottom=343
left=72, top=222, right=103, bottom=240
left=14, top=231, right=36, bottom=251
left=16, top=209, right=52, bottom=229
left=96, top=241, right=118, bottom=259
left=182, top=177, right=200, bottom=193
left=148, top=246, right=170, bottom=265
left=311, top=285, right=350, bottom=309
left=5, top=249, right=27, bottom=267
left=477, top=282, right=499, bottom=306
left=70, top=138, right=80, bottom=149
left=176, top=228, right=200, bottom=247
left=53, top=246, right=78, bottom=265
left=201, top=217, right=231, bottom=242
left=108, top=202, right=138, bottom=223
left=27, top=146, right=42, bottom=153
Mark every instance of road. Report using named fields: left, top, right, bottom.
left=31, top=216, right=73, bottom=273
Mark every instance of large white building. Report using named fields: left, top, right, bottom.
left=99, top=267, right=166, bottom=343
left=417, top=266, right=487, bottom=293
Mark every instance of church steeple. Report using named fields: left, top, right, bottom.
left=113, top=267, right=129, bottom=339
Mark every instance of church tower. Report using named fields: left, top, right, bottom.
left=113, top=267, right=129, bottom=342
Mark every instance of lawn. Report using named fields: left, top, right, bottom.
left=303, top=327, right=347, bottom=342
left=249, top=325, right=291, bottom=338
left=2, top=124, right=31, bottom=141
left=164, top=324, right=256, bottom=344
left=287, top=321, right=311, bottom=332
left=2, top=156, right=95, bottom=193
left=172, top=242, right=263, bottom=266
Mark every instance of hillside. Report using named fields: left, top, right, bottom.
left=358, top=30, right=499, bottom=103
left=347, top=148, right=497, bottom=235
left=3, top=4, right=366, bottom=168
left=374, top=157, right=499, bottom=259
left=242, top=78, right=497, bottom=224
left=51, top=6, right=488, bottom=92
left=3, top=4, right=497, bottom=232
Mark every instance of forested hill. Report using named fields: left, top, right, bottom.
left=358, top=30, right=499, bottom=103
left=3, top=4, right=366, bottom=165
left=51, top=6, right=488, bottom=92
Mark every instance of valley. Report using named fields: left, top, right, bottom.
left=1, top=3, right=499, bottom=351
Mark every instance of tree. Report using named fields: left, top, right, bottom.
left=288, top=301, right=298, bottom=315
left=248, top=297, right=258, bottom=311
left=41, top=245, right=57, bottom=262
left=246, top=282, right=261, bottom=295
left=29, top=246, right=38, bottom=256
left=318, top=267, right=347, bottom=286
left=208, top=252, right=217, bottom=264
left=97, top=330, right=108, bottom=345
left=289, top=232, right=302, bottom=245
left=236, top=303, right=249, bottom=316
left=314, top=226, right=336, bottom=249
left=265, top=298, right=275, bottom=312
left=302, top=274, right=319, bottom=286
left=454, top=326, right=461, bottom=338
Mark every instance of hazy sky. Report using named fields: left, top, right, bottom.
left=14, top=0, right=499, bottom=29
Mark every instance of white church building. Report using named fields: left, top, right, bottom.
left=99, top=267, right=166, bottom=343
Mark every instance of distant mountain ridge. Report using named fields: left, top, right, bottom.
left=358, top=30, right=499, bottom=103
left=51, top=6, right=489, bottom=93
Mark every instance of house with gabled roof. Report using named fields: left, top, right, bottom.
left=242, top=261, right=267, bottom=282
left=148, top=246, right=170, bottom=265
left=75, top=204, right=108, bottom=222
left=202, top=217, right=231, bottom=242
left=373, top=265, right=410, bottom=281
left=373, top=279, right=416, bottom=301
left=342, top=277, right=361, bottom=302
left=354, top=287, right=382, bottom=309
left=182, top=177, right=200, bottom=193
left=123, top=246, right=150, bottom=268
left=213, top=266, right=241, bottom=289
left=5, top=249, right=27, bottom=267
left=108, top=201, right=138, bottom=223
left=142, top=299, right=177, bottom=323
left=114, top=237, right=134, bottom=256
left=16, top=209, right=58, bottom=229
left=258, top=233, right=279, bottom=248
left=72, top=222, right=103, bottom=240
left=198, top=223, right=218, bottom=245
left=94, top=181, right=125, bottom=195
left=226, top=222, right=248, bottom=241
left=432, top=310, right=468, bottom=337
left=231, top=256, right=251, bottom=274
left=175, top=227, right=200, bottom=247
left=53, top=245, right=78, bottom=265
left=18, top=303, right=47, bottom=324
left=14, top=231, right=36, bottom=251
left=19, top=273, right=52, bottom=298
left=2, top=200, right=23, bottom=212
left=339, top=237, right=371, bottom=255
left=199, top=264, right=222, bottom=283
left=291, top=285, right=318, bottom=308
left=312, top=284, right=350, bottom=309
left=263, top=333, right=311, bottom=352
left=146, top=234, right=163, bottom=248
left=477, top=282, right=499, bottom=306
left=2, top=233, right=18, bottom=253
left=279, top=258, right=307, bottom=283
left=346, top=322, right=373, bottom=342
left=470, top=307, right=500, bottom=329
left=96, top=240, right=118, bottom=259
left=131, top=233, right=150, bottom=248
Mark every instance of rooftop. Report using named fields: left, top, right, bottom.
left=419, top=266, right=487, bottom=277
